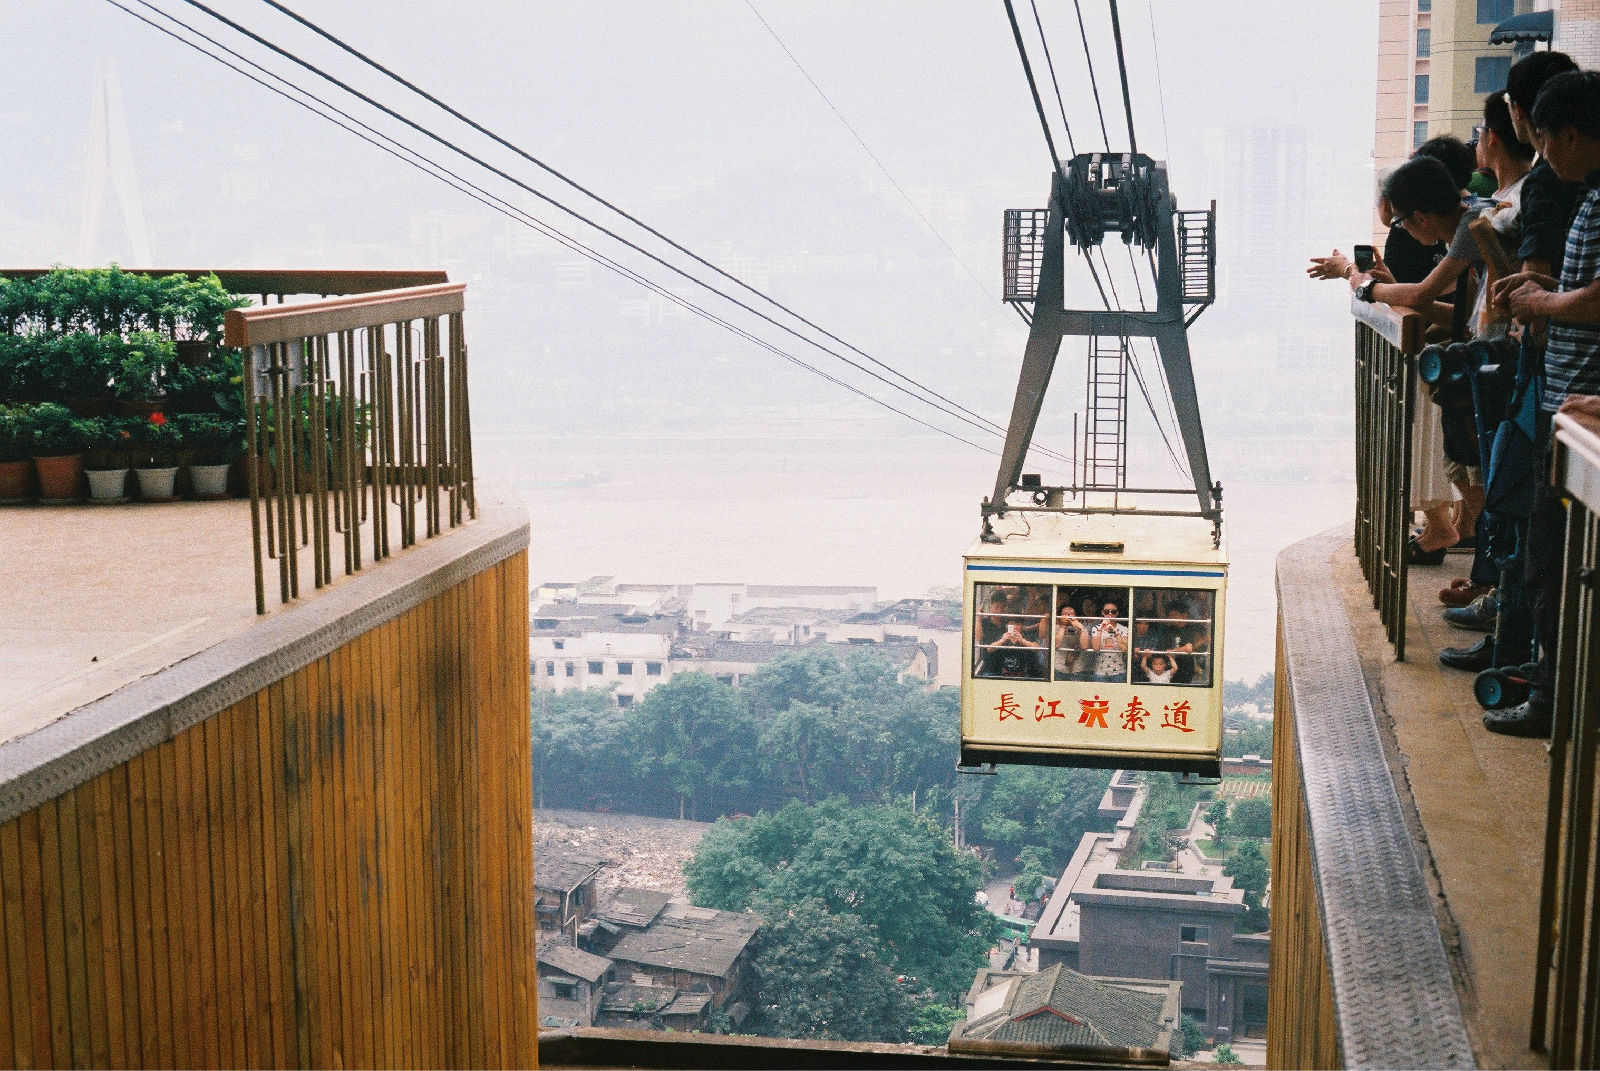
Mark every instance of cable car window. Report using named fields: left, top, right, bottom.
left=973, top=583, right=1050, bottom=680
left=1132, top=588, right=1215, bottom=687
left=1068, top=587, right=1132, bottom=684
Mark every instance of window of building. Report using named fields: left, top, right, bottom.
left=1181, top=924, right=1210, bottom=944
left=646, top=661, right=663, bottom=676
left=617, top=694, right=634, bottom=707
left=1476, top=0, right=1512, bottom=23
left=1418, top=0, right=1430, bottom=10
left=617, top=662, right=634, bottom=675
left=535, top=619, right=558, bottom=630
left=565, top=662, right=575, bottom=677
left=1414, top=120, right=1429, bottom=150
left=545, top=661, right=555, bottom=676
left=550, top=980, right=577, bottom=1000
left=1416, top=27, right=1430, bottom=58
left=553, top=639, right=565, bottom=650
left=1475, top=54, right=1512, bottom=94
left=588, top=660, right=604, bottom=675
left=1414, top=73, right=1429, bottom=106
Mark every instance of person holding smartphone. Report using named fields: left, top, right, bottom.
left=1090, top=601, right=1129, bottom=683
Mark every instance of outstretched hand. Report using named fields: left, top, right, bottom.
left=1307, top=250, right=1352, bottom=281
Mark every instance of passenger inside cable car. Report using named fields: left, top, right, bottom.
left=972, top=582, right=1214, bottom=687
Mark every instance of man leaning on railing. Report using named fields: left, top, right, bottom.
left=1489, top=69, right=1600, bottom=737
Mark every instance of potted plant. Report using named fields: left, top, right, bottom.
left=130, top=410, right=183, bottom=502
left=49, top=333, right=120, bottom=416
left=0, top=405, right=35, bottom=503
left=162, top=273, right=248, bottom=365
left=28, top=401, right=95, bottom=503
left=82, top=415, right=136, bottom=503
left=113, top=332, right=180, bottom=415
left=174, top=413, right=242, bottom=498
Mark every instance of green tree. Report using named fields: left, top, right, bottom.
left=1013, top=845, right=1053, bottom=903
left=907, top=1003, right=966, bottom=1046
left=1230, top=796, right=1272, bottom=840
left=531, top=686, right=627, bottom=809
left=623, top=672, right=755, bottom=820
left=746, top=899, right=914, bottom=1042
left=1223, top=720, right=1274, bottom=759
left=686, top=799, right=1000, bottom=1003
left=1204, top=798, right=1230, bottom=837
left=972, top=766, right=1111, bottom=865
left=1224, top=839, right=1270, bottom=911
left=1177, top=1014, right=1207, bottom=1058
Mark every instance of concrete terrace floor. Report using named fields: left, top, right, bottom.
left=0, top=493, right=468, bottom=746
left=1335, top=543, right=1548, bottom=1071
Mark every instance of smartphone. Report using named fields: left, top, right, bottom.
left=1354, top=244, right=1376, bottom=272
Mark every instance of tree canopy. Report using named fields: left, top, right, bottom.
left=685, top=799, right=999, bottom=1003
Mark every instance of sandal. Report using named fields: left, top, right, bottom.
left=1408, top=536, right=1448, bottom=566
left=1439, top=580, right=1491, bottom=607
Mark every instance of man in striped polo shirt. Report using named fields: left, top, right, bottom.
left=1493, top=70, right=1600, bottom=736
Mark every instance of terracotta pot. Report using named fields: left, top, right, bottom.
left=0, top=459, right=33, bottom=503
left=189, top=463, right=231, bottom=499
left=85, top=468, right=130, bottom=503
left=33, top=454, right=83, bottom=503
left=64, top=397, right=113, bottom=418
left=134, top=466, right=179, bottom=502
left=175, top=340, right=213, bottom=366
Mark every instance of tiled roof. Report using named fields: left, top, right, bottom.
left=537, top=943, right=613, bottom=983
left=958, top=965, right=1171, bottom=1051
left=600, top=983, right=678, bottom=1013
left=599, top=886, right=671, bottom=929
left=535, top=844, right=608, bottom=893
left=607, top=906, right=760, bottom=978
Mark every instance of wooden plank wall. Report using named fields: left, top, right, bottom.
left=0, top=550, right=535, bottom=1069
left=1265, top=619, right=1340, bottom=1070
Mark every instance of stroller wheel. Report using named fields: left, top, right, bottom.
left=1475, top=667, right=1530, bottom=709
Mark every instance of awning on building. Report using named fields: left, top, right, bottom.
left=1490, top=9, right=1553, bottom=44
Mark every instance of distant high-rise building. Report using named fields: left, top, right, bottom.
left=1373, top=0, right=1532, bottom=239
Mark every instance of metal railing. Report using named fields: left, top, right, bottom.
left=1352, top=297, right=1424, bottom=660
left=224, top=283, right=476, bottom=614
left=1533, top=411, right=1600, bottom=1066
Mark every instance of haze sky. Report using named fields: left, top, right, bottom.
left=1, top=1, right=1380, bottom=678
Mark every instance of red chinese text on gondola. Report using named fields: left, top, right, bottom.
left=993, top=693, right=1198, bottom=732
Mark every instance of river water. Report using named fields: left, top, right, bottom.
left=480, top=421, right=1353, bottom=683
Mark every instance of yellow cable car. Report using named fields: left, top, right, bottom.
left=961, top=507, right=1225, bottom=778
left=961, top=151, right=1223, bottom=777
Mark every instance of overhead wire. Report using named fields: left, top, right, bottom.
left=741, top=0, right=1000, bottom=306
left=1025, top=0, right=1076, bottom=158
left=101, top=0, right=1001, bottom=455
left=242, top=0, right=1041, bottom=456
left=1106, top=0, right=1139, bottom=157
left=159, top=0, right=1071, bottom=460
left=1146, top=0, right=1173, bottom=159
left=1069, top=0, right=1112, bottom=150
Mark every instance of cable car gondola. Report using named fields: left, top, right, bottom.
left=959, top=146, right=1224, bottom=779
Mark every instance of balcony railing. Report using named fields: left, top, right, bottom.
left=224, top=283, right=476, bottom=613
left=1351, top=296, right=1424, bottom=659
left=1534, top=410, right=1600, bottom=1066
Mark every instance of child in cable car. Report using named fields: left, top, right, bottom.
left=1139, top=650, right=1177, bottom=685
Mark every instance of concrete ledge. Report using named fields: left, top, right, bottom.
left=0, top=497, right=529, bottom=825
left=1276, top=526, right=1474, bottom=1069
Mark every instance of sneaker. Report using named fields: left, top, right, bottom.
left=1483, top=701, right=1552, bottom=738
left=1439, top=636, right=1493, bottom=671
left=1444, top=594, right=1498, bottom=633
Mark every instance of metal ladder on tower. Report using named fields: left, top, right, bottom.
left=1176, top=203, right=1216, bottom=325
left=1081, top=335, right=1129, bottom=491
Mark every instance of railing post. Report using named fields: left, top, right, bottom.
left=224, top=283, right=474, bottom=612
left=1351, top=298, right=1422, bottom=660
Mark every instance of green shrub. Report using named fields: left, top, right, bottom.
left=27, top=402, right=97, bottom=457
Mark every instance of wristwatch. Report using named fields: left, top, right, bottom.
left=1355, top=278, right=1378, bottom=303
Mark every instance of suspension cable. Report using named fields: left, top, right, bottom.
left=103, top=0, right=1004, bottom=455
left=1107, top=0, right=1139, bottom=157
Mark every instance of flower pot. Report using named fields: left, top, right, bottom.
left=189, top=463, right=231, bottom=499
left=134, top=466, right=179, bottom=502
left=85, top=468, right=130, bottom=503
left=0, top=459, right=33, bottom=504
left=33, top=454, right=83, bottom=504
left=175, top=340, right=213, bottom=366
